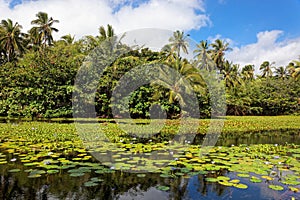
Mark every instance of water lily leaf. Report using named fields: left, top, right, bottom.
left=217, top=176, right=230, bottom=181
left=8, top=169, right=21, bottom=173
left=229, top=179, right=240, bottom=184
left=261, top=175, right=273, bottom=181
left=47, top=170, right=59, bottom=174
left=90, top=177, right=104, bottom=182
left=69, top=172, right=85, bottom=177
left=156, top=185, right=170, bottom=191
left=234, top=183, right=248, bottom=189
left=268, top=184, right=284, bottom=191
left=84, top=181, right=99, bottom=187
left=218, top=181, right=233, bottom=186
left=137, top=174, right=146, bottom=177
left=237, top=173, right=250, bottom=178
left=289, top=186, right=299, bottom=193
left=206, top=177, right=218, bottom=182
left=250, top=176, right=262, bottom=183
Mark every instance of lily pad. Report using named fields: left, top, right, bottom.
left=69, top=172, right=85, bottom=177
left=84, top=181, right=99, bottom=187
left=206, top=177, right=219, bottom=182
left=234, top=183, right=248, bottom=189
left=8, top=169, right=21, bottom=173
left=237, top=173, right=250, bottom=178
left=268, top=184, right=284, bottom=191
left=156, top=185, right=170, bottom=191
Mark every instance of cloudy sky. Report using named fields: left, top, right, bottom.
left=1, top=0, right=300, bottom=71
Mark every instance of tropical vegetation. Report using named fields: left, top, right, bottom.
left=0, top=12, right=299, bottom=119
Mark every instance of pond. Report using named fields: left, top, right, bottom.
left=0, top=121, right=299, bottom=200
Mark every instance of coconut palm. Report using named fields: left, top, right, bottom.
left=221, top=61, right=241, bottom=88
left=287, top=60, right=300, bottom=80
left=241, top=64, right=255, bottom=81
left=98, top=24, right=115, bottom=41
left=60, top=34, right=74, bottom=45
left=30, top=12, right=59, bottom=47
left=154, top=56, right=205, bottom=105
left=210, top=39, right=232, bottom=72
left=274, top=66, right=288, bottom=79
left=0, top=19, right=26, bottom=62
left=193, top=40, right=215, bottom=71
left=168, top=30, right=189, bottom=57
left=259, top=61, right=274, bottom=78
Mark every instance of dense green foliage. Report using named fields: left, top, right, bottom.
left=0, top=13, right=299, bottom=118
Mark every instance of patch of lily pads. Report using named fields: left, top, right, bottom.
left=0, top=121, right=300, bottom=194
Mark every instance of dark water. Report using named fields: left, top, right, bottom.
left=0, top=164, right=298, bottom=200
left=0, top=126, right=299, bottom=199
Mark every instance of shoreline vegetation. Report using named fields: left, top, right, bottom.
left=0, top=12, right=299, bottom=119
left=0, top=116, right=299, bottom=143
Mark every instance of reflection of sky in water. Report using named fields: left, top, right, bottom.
left=117, top=187, right=169, bottom=200
left=116, top=173, right=299, bottom=199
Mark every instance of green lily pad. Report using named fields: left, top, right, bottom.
left=69, top=172, right=85, bottom=177
left=237, top=173, right=250, bottom=178
left=269, top=184, right=284, bottom=191
left=250, top=176, right=262, bottom=183
left=84, top=181, right=99, bottom=187
left=289, top=186, right=299, bottom=193
left=156, top=185, right=170, bottom=191
left=234, top=183, right=248, bottom=189
left=206, top=177, right=219, bottom=182
left=218, top=181, right=233, bottom=186
left=47, top=169, right=59, bottom=174
left=90, top=177, right=104, bottom=182
left=8, top=169, right=21, bottom=173
left=230, top=179, right=240, bottom=184
left=217, top=176, right=230, bottom=181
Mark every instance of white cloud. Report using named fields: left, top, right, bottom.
left=226, top=30, right=300, bottom=73
left=0, top=0, right=209, bottom=40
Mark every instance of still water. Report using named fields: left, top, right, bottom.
left=0, top=129, right=299, bottom=200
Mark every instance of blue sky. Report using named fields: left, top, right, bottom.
left=1, top=0, right=300, bottom=68
left=190, top=0, right=300, bottom=46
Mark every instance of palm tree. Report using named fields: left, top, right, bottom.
left=0, top=19, right=26, bottom=62
left=221, top=61, right=241, bottom=88
left=154, top=57, right=205, bottom=105
left=168, top=30, right=189, bottom=57
left=193, top=40, right=215, bottom=71
left=210, top=39, right=232, bottom=72
left=259, top=61, right=274, bottom=78
left=274, top=66, right=288, bottom=79
left=241, top=64, right=255, bottom=80
left=98, top=24, right=115, bottom=41
left=60, top=34, right=74, bottom=45
left=30, top=12, right=59, bottom=47
left=288, top=60, right=300, bottom=80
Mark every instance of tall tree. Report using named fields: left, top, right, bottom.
left=259, top=61, right=274, bottom=78
left=60, top=34, right=74, bottom=45
left=154, top=57, right=204, bottom=106
left=288, top=59, right=300, bottom=80
left=98, top=24, right=115, bottom=41
left=193, top=40, right=215, bottom=71
left=168, top=30, right=189, bottom=57
left=30, top=12, right=59, bottom=47
left=210, top=39, right=232, bottom=72
left=274, top=66, right=288, bottom=79
left=221, top=61, right=241, bottom=88
left=241, top=64, right=255, bottom=81
left=0, top=19, right=26, bottom=62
